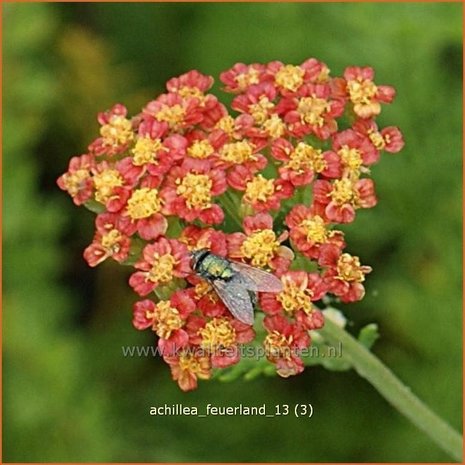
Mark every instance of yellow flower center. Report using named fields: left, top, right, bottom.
left=176, top=173, right=213, bottom=210
left=264, top=331, right=293, bottom=360
left=155, top=104, right=186, bottom=128
left=132, top=137, right=163, bottom=166
left=187, top=140, right=214, bottom=159
left=277, top=280, right=314, bottom=315
left=286, top=142, right=326, bottom=174
left=215, top=115, right=236, bottom=136
left=338, top=145, right=363, bottom=171
left=347, top=79, right=378, bottom=105
left=148, top=253, right=176, bottom=283
left=336, top=253, right=365, bottom=282
left=93, top=169, right=124, bottom=203
left=152, top=300, right=184, bottom=339
left=368, top=130, right=386, bottom=150
left=249, top=97, right=274, bottom=125
left=178, top=352, right=211, bottom=379
left=178, top=86, right=205, bottom=101
left=244, top=175, right=275, bottom=204
left=235, top=69, right=260, bottom=91
left=240, top=229, right=279, bottom=268
left=297, top=96, right=330, bottom=127
left=199, top=318, right=236, bottom=351
left=330, top=178, right=355, bottom=205
left=126, top=188, right=162, bottom=220
left=101, top=229, right=123, bottom=253
left=262, top=114, right=286, bottom=139
left=219, top=140, right=256, bottom=164
left=275, top=65, right=305, bottom=92
left=63, top=169, right=89, bottom=196
left=195, top=281, right=218, bottom=302
left=299, top=215, right=328, bottom=243
left=100, top=115, right=134, bottom=148
left=316, top=65, right=330, bottom=83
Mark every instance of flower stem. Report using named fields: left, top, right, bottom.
left=319, top=317, right=463, bottom=461
left=219, top=192, right=243, bottom=230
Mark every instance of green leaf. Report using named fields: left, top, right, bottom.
left=119, top=237, right=145, bottom=266
left=84, top=199, right=106, bottom=214
left=165, top=216, right=184, bottom=238
left=289, top=250, right=318, bottom=272
left=358, top=323, right=380, bottom=350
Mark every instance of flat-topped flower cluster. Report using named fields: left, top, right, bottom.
left=58, top=59, right=403, bottom=391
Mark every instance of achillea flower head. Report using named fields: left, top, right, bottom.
left=58, top=60, right=403, bottom=391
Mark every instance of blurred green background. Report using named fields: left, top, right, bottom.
left=3, top=2, right=462, bottom=462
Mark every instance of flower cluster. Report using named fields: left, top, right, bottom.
left=58, top=59, right=403, bottom=391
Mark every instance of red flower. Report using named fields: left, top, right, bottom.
left=313, top=177, right=377, bottom=224
left=90, top=160, right=137, bottom=212
left=83, top=212, right=132, bottom=267
left=282, top=83, right=344, bottom=139
left=352, top=119, right=405, bottom=154
left=215, top=138, right=268, bottom=182
left=164, top=350, right=212, bottom=392
left=229, top=168, right=294, bottom=213
left=132, top=290, right=196, bottom=355
left=212, top=113, right=247, bottom=141
left=298, top=57, right=331, bottom=84
left=161, top=158, right=227, bottom=224
left=318, top=244, right=372, bottom=302
left=129, top=238, right=191, bottom=296
left=88, top=104, right=135, bottom=157
left=332, top=129, right=380, bottom=174
left=201, top=102, right=232, bottom=132
left=228, top=212, right=292, bottom=273
left=263, top=314, right=311, bottom=377
left=198, top=99, right=228, bottom=131
left=119, top=178, right=168, bottom=240
left=124, top=119, right=188, bottom=179
left=57, top=154, right=95, bottom=205
left=220, top=62, right=268, bottom=93
left=184, top=129, right=225, bottom=161
left=260, top=271, right=326, bottom=330
left=285, top=204, right=345, bottom=259
left=380, top=126, right=404, bottom=153
left=242, top=113, right=288, bottom=141
left=267, top=58, right=330, bottom=96
left=187, top=280, right=229, bottom=319
left=271, top=138, right=341, bottom=186
left=165, top=70, right=221, bottom=127
left=344, top=66, right=396, bottom=119
left=232, top=82, right=277, bottom=124
left=143, top=92, right=204, bottom=132
left=188, top=316, right=255, bottom=368
left=179, top=225, right=229, bottom=257
left=166, top=70, right=214, bottom=95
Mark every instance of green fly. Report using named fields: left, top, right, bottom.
left=190, top=249, right=283, bottom=325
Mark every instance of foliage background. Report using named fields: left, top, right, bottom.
left=3, top=2, right=462, bottom=462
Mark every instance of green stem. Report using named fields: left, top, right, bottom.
left=319, top=317, right=463, bottom=461
left=219, top=192, right=243, bottom=230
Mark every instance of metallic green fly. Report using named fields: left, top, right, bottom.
left=190, top=249, right=283, bottom=325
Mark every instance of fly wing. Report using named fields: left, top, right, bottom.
left=230, top=261, right=283, bottom=293
left=212, top=278, right=255, bottom=325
